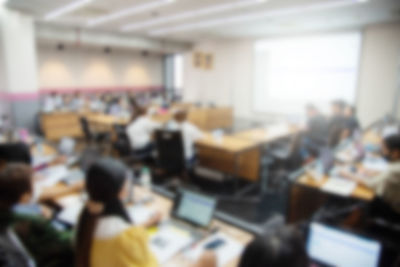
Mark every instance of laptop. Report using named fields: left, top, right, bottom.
left=149, top=190, right=217, bottom=264
left=307, top=223, right=381, bottom=267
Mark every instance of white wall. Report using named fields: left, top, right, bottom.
left=183, top=22, right=400, bottom=127
left=0, top=6, right=38, bottom=93
left=37, top=44, right=163, bottom=90
left=356, top=22, right=400, bottom=126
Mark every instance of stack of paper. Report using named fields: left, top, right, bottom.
left=322, top=177, right=356, bottom=197
left=185, top=232, right=244, bottom=267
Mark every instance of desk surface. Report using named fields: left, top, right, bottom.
left=86, top=114, right=129, bottom=126
left=297, top=171, right=375, bottom=201
left=196, top=133, right=258, bottom=154
left=233, top=125, right=301, bottom=144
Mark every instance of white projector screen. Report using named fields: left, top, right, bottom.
left=253, top=32, right=362, bottom=115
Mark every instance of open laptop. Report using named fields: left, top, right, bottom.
left=149, top=190, right=217, bottom=264
left=307, top=223, right=381, bottom=267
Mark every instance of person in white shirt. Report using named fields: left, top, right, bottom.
left=42, top=92, right=62, bottom=113
left=126, top=107, right=161, bottom=153
left=168, top=109, right=203, bottom=164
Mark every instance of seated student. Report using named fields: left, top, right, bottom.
left=203, top=225, right=309, bottom=267
left=303, top=104, right=329, bottom=157
left=61, top=94, right=73, bottom=111
left=42, top=92, right=62, bottom=113
left=238, top=225, right=309, bottom=267
left=0, top=164, right=74, bottom=267
left=71, top=92, right=85, bottom=111
left=90, top=92, right=106, bottom=112
left=75, top=157, right=160, bottom=267
left=126, top=107, right=161, bottom=154
left=168, top=109, right=203, bottom=164
left=75, top=157, right=213, bottom=267
left=0, top=142, right=83, bottom=207
left=328, top=100, right=347, bottom=147
left=342, top=105, right=360, bottom=139
left=342, top=134, right=400, bottom=219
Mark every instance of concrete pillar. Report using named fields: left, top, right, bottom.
left=0, top=4, right=39, bottom=130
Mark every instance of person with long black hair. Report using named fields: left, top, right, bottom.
left=75, top=157, right=160, bottom=267
left=75, top=157, right=218, bottom=267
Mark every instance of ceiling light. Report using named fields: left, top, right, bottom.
left=149, top=0, right=368, bottom=36
left=87, top=0, right=175, bottom=27
left=121, top=0, right=267, bottom=32
left=44, top=0, right=93, bottom=21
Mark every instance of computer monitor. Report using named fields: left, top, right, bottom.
left=173, top=190, right=217, bottom=228
left=307, top=223, right=381, bottom=267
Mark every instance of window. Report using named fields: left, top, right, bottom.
left=253, top=32, right=362, bottom=115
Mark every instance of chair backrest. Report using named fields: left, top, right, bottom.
left=112, top=124, right=132, bottom=157
left=79, top=117, right=92, bottom=141
left=0, top=228, right=36, bottom=267
left=154, top=130, right=185, bottom=173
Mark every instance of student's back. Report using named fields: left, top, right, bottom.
left=75, top=158, right=159, bottom=267
left=126, top=108, right=160, bottom=150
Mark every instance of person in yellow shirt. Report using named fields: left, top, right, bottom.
left=75, top=157, right=160, bottom=267
left=75, top=157, right=215, bottom=267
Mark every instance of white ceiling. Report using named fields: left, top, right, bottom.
left=6, top=0, right=400, bottom=43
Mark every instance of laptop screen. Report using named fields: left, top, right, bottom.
left=175, top=190, right=216, bottom=227
left=307, top=223, right=381, bottom=267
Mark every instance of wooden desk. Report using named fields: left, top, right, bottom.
left=41, top=112, right=83, bottom=141
left=195, top=133, right=260, bottom=181
left=86, top=114, right=129, bottom=132
left=188, top=107, right=233, bottom=131
left=153, top=107, right=233, bottom=131
left=297, top=173, right=374, bottom=201
left=233, top=125, right=301, bottom=144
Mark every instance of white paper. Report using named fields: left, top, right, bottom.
left=127, top=205, right=155, bottom=225
left=149, top=225, right=193, bottom=264
left=57, top=201, right=84, bottom=225
left=362, top=158, right=388, bottom=173
left=185, top=232, right=244, bottom=267
left=36, top=165, right=69, bottom=187
left=32, top=154, right=55, bottom=168
left=322, top=177, right=356, bottom=196
left=57, top=195, right=83, bottom=208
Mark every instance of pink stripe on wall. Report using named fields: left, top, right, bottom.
left=0, top=86, right=164, bottom=102
left=0, top=91, right=39, bottom=101
left=40, top=86, right=164, bottom=95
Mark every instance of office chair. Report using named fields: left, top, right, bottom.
left=79, top=117, right=109, bottom=146
left=111, top=124, right=149, bottom=166
left=269, top=133, right=303, bottom=171
left=154, top=129, right=188, bottom=186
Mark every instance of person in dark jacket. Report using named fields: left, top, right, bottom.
left=0, top=164, right=74, bottom=267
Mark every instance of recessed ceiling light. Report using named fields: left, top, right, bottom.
left=44, top=0, right=93, bottom=21
left=149, top=0, right=369, bottom=36
left=87, top=0, right=175, bottom=27
left=121, top=0, right=267, bottom=32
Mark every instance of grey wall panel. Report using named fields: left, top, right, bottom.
left=11, top=99, right=40, bottom=131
